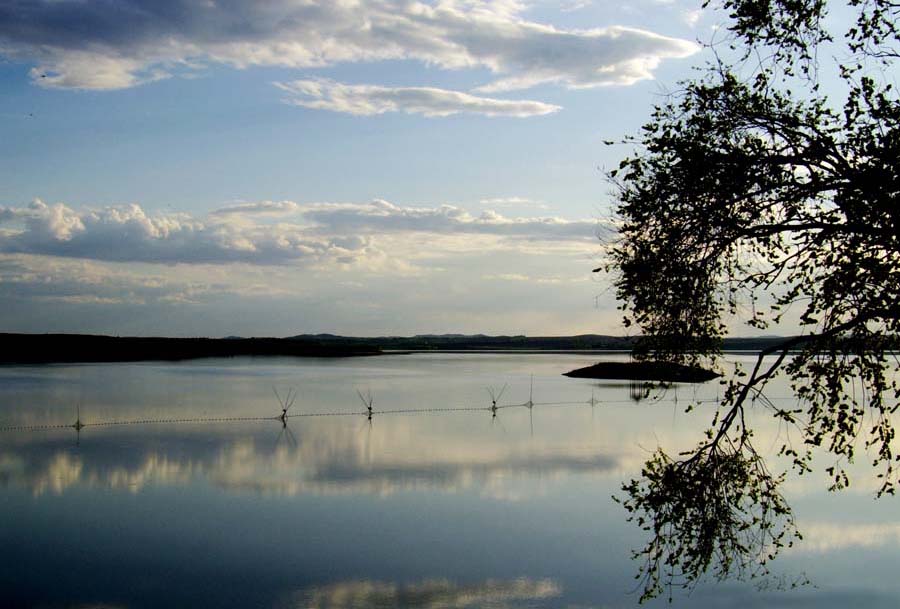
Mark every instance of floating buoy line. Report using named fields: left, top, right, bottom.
left=0, top=379, right=801, bottom=434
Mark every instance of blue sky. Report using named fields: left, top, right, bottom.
left=0, top=0, right=712, bottom=337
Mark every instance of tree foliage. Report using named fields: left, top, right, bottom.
left=608, top=0, right=900, bottom=600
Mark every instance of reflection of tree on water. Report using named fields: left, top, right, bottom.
left=603, top=0, right=900, bottom=599
left=616, top=340, right=898, bottom=600
left=629, top=382, right=647, bottom=403
left=616, top=410, right=802, bottom=602
left=628, top=381, right=680, bottom=404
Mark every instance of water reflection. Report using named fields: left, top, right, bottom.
left=0, top=419, right=620, bottom=498
left=618, top=436, right=800, bottom=602
left=281, top=578, right=561, bottom=609
left=3, top=355, right=900, bottom=608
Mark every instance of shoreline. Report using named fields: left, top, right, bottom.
left=0, top=332, right=801, bottom=365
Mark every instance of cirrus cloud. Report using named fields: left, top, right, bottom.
left=209, top=200, right=302, bottom=217
left=275, top=79, right=561, bottom=117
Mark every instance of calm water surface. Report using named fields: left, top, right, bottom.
left=1, top=353, right=899, bottom=608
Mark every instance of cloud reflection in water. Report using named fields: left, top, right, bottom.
left=281, top=578, right=561, bottom=609
left=0, top=421, right=619, bottom=499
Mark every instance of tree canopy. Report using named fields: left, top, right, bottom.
left=607, top=0, right=900, bottom=600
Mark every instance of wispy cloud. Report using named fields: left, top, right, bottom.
left=0, top=1, right=698, bottom=92
left=482, top=273, right=582, bottom=284
left=682, top=8, right=703, bottom=27
left=301, top=199, right=600, bottom=240
left=561, top=0, right=594, bottom=13
left=479, top=197, right=549, bottom=210
left=208, top=200, right=301, bottom=217
left=0, top=255, right=276, bottom=310
left=275, top=79, right=561, bottom=117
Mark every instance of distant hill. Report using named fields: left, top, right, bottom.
left=287, top=333, right=793, bottom=352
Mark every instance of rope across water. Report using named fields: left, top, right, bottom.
left=0, top=395, right=796, bottom=433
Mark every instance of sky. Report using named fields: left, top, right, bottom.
left=0, top=0, right=714, bottom=337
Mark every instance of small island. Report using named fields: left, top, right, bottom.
left=563, top=361, right=720, bottom=383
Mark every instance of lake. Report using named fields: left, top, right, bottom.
left=1, top=353, right=899, bottom=608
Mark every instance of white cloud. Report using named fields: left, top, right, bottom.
left=0, top=1, right=698, bottom=92
left=0, top=199, right=371, bottom=265
left=28, top=52, right=169, bottom=90
left=301, top=199, right=601, bottom=240
left=0, top=255, right=208, bottom=316
left=0, top=197, right=608, bottom=335
left=208, top=200, right=301, bottom=216
left=0, top=198, right=601, bottom=266
left=275, top=79, right=561, bottom=117
left=479, top=196, right=548, bottom=209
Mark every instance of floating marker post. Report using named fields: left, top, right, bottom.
left=273, top=386, right=298, bottom=424
left=486, top=383, right=507, bottom=417
left=73, top=404, right=84, bottom=431
left=357, top=389, right=374, bottom=420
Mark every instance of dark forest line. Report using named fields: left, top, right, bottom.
left=0, top=332, right=805, bottom=364
left=289, top=333, right=794, bottom=352
left=0, top=333, right=381, bottom=364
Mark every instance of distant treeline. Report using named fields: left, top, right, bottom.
left=0, top=334, right=380, bottom=364
left=5, top=332, right=876, bottom=366
left=289, top=333, right=797, bottom=352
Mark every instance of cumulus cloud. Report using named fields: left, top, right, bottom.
left=0, top=1, right=698, bottom=92
left=0, top=199, right=371, bottom=265
left=275, top=79, right=561, bottom=117
left=0, top=198, right=600, bottom=265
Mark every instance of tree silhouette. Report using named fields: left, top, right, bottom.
left=607, top=0, right=900, bottom=600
